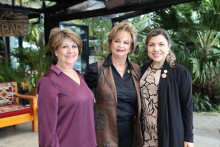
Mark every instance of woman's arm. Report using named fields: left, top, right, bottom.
left=179, top=68, right=194, bottom=143
left=84, top=62, right=99, bottom=90
left=37, top=77, right=59, bottom=147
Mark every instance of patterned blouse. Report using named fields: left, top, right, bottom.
left=140, top=66, right=162, bottom=147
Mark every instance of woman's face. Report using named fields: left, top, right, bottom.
left=110, top=30, right=132, bottom=58
left=55, top=38, right=79, bottom=67
left=146, top=34, right=171, bottom=66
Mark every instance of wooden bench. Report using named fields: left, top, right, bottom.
left=0, top=81, right=38, bottom=132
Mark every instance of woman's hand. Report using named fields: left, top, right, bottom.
left=184, top=141, right=194, bottom=147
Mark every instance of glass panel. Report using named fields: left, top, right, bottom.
left=9, top=36, right=19, bottom=68
left=59, top=23, right=89, bottom=74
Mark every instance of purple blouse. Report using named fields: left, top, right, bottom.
left=37, top=65, right=97, bottom=147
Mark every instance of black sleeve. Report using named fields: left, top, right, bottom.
left=84, top=62, right=98, bottom=90
left=179, top=68, right=194, bottom=143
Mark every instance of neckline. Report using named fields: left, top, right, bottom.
left=150, top=64, right=163, bottom=70
left=56, top=65, right=81, bottom=86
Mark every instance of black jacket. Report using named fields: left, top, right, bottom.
left=141, top=61, right=194, bottom=147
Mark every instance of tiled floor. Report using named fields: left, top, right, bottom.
left=0, top=112, right=220, bottom=147
left=0, top=123, right=38, bottom=147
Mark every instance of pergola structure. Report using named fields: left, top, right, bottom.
left=0, top=0, right=200, bottom=70
left=0, top=0, right=199, bottom=43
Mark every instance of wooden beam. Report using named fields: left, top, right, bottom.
left=0, top=4, right=42, bottom=14
left=51, top=0, right=199, bottom=22
left=46, top=0, right=85, bottom=14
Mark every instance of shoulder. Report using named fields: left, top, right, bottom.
left=130, top=62, right=140, bottom=70
left=171, top=63, right=192, bottom=84
left=37, top=71, right=58, bottom=93
left=140, top=62, right=151, bottom=77
left=84, top=62, right=98, bottom=79
left=87, top=62, right=98, bottom=73
left=97, top=60, right=105, bottom=67
left=41, top=69, right=58, bottom=79
left=38, top=67, right=60, bottom=86
left=174, top=63, right=191, bottom=76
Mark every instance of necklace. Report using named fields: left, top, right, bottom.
left=112, top=61, right=127, bottom=73
left=149, top=64, right=162, bottom=77
left=116, top=69, right=124, bottom=72
left=150, top=68, right=158, bottom=77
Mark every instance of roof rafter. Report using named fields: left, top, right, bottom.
left=46, top=0, right=85, bottom=14
left=51, top=0, right=198, bottom=22
left=0, top=3, right=42, bottom=13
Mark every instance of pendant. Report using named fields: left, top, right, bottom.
left=127, top=70, right=130, bottom=73
left=151, top=73, right=155, bottom=77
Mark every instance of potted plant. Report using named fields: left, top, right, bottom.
left=11, top=23, right=53, bottom=95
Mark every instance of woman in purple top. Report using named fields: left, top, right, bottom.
left=37, top=28, right=97, bottom=147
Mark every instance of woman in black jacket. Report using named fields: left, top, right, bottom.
left=140, top=28, right=194, bottom=147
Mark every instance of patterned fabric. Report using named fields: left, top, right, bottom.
left=140, top=66, right=162, bottom=147
left=0, top=82, right=16, bottom=106
left=95, top=110, right=108, bottom=132
left=0, top=104, right=32, bottom=118
left=93, top=59, right=142, bottom=147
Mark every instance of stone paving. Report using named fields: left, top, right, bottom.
left=193, top=112, right=220, bottom=147
left=0, top=112, right=219, bottom=147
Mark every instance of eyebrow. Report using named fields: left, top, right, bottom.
left=149, top=41, right=165, bottom=44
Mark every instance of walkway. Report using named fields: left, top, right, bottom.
left=0, top=112, right=219, bottom=147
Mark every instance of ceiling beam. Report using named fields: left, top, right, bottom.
left=51, top=0, right=199, bottom=22
left=111, top=10, right=150, bottom=22
left=46, top=0, right=84, bottom=14
left=111, top=5, right=171, bottom=23
left=0, top=3, right=42, bottom=14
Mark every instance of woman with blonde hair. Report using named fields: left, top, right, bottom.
left=85, top=22, right=142, bottom=147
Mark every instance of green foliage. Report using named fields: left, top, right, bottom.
left=0, top=63, right=25, bottom=83
left=11, top=23, right=53, bottom=89
left=214, top=104, right=220, bottom=113
left=12, top=45, right=53, bottom=88
left=91, top=50, right=109, bottom=61
left=140, top=0, right=220, bottom=103
left=24, top=23, right=41, bottom=46
left=129, top=41, right=150, bottom=66
left=193, top=92, right=213, bottom=112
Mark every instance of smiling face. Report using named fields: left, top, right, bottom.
left=146, top=34, right=171, bottom=67
left=55, top=38, right=79, bottom=68
left=110, top=30, right=132, bottom=59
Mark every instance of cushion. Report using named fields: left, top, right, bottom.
left=0, top=82, right=16, bottom=106
left=0, top=104, right=32, bottom=118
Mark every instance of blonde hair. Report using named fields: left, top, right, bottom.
left=48, top=27, right=83, bottom=56
left=107, top=22, right=137, bottom=56
left=145, top=28, right=176, bottom=68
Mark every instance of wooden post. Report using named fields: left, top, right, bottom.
left=20, top=0, right=23, bottom=7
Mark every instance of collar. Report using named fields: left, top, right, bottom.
left=50, top=64, right=62, bottom=75
left=103, top=53, right=133, bottom=69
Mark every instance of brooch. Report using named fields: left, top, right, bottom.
left=162, top=70, right=168, bottom=78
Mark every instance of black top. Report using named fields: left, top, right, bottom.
left=141, top=61, right=194, bottom=147
left=84, top=54, right=137, bottom=122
